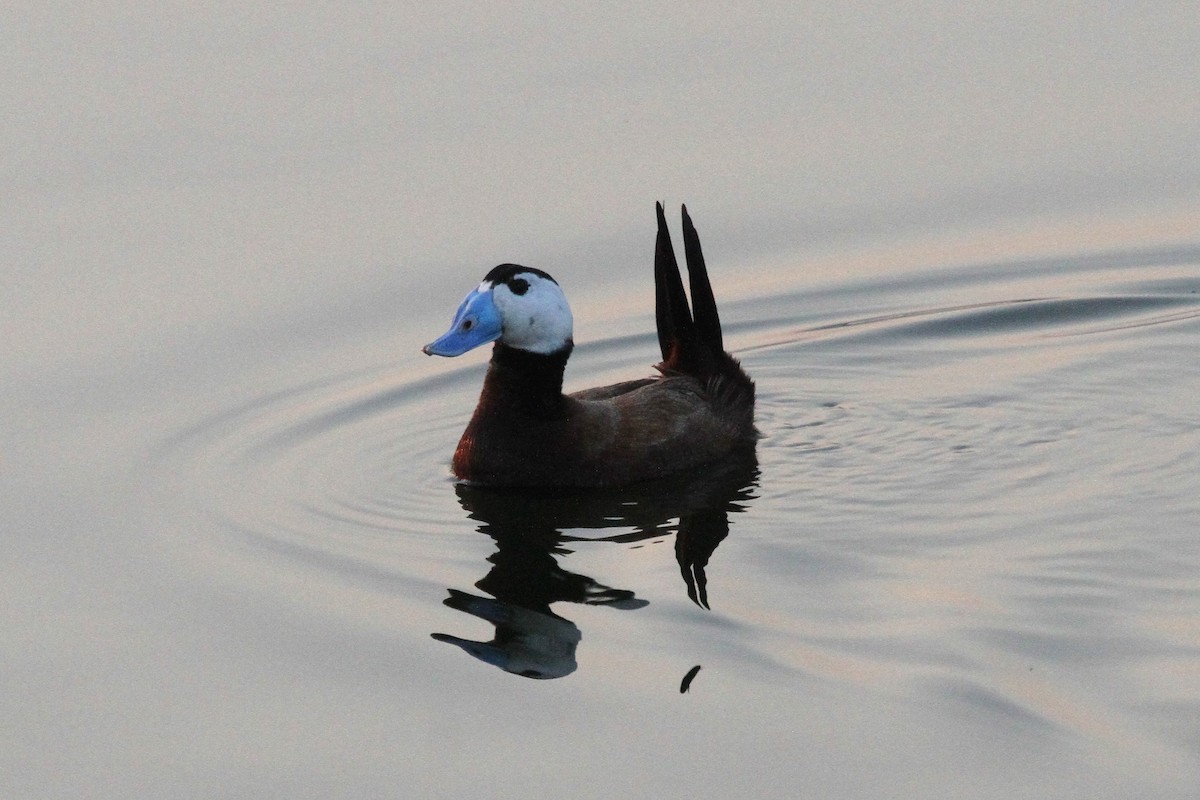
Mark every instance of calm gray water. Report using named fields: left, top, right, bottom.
left=5, top=6, right=1200, bottom=799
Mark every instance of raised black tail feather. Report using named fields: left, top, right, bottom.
left=654, top=201, right=695, bottom=363
left=681, top=205, right=723, bottom=353
left=655, top=202, right=730, bottom=377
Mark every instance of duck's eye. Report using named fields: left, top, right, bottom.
left=461, top=319, right=474, bottom=331
left=508, top=278, right=529, bottom=296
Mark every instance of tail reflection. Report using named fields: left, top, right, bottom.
left=432, top=451, right=758, bottom=679
left=675, top=508, right=729, bottom=610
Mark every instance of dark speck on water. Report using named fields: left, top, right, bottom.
left=681, top=664, right=702, bottom=693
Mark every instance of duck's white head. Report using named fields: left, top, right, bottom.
left=422, top=264, right=574, bottom=357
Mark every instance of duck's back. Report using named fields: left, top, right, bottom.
left=578, top=368, right=755, bottom=481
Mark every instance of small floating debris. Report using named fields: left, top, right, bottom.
left=680, top=664, right=702, bottom=693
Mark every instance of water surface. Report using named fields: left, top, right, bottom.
left=129, top=240, right=1200, bottom=798
left=5, top=6, right=1200, bottom=799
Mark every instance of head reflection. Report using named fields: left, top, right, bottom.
left=431, top=452, right=758, bottom=679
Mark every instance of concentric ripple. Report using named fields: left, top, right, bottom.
left=152, top=361, right=488, bottom=594
left=147, top=247, right=1200, bottom=660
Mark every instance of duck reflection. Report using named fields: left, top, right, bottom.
left=431, top=451, right=758, bottom=678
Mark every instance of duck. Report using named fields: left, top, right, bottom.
left=422, top=203, right=755, bottom=488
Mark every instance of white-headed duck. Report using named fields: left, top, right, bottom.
left=423, top=203, right=755, bottom=488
